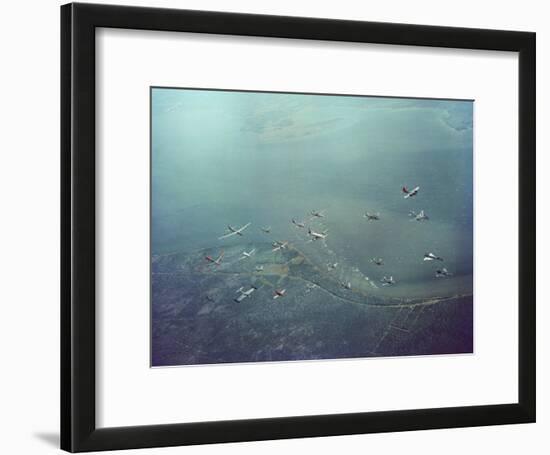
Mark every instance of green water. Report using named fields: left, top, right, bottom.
left=151, top=88, right=473, bottom=299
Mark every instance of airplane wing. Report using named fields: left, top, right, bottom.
left=404, top=186, right=419, bottom=198
left=218, top=223, right=251, bottom=239
left=234, top=293, right=247, bottom=303
left=218, top=231, right=238, bottom=240
left=236, top=222, right=251, bottom=233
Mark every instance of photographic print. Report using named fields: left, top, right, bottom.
left=151, top=88, right=473, bottom=367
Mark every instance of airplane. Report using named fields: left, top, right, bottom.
left=380, top=276, right=396, bottom=286
left=218, top=222, right=251, bottom=239
left=409, top=210, right=429, bottom=221
left=261, top=226, right=271, bottom=234
left=340, top=281, right=351, bottom=290
left=204, top=250, right=224, bottom=266
left=308, top=228, right=328, bottom=241
left=424, top=252, right=444, bottom=261
left=436, top=268, right=453, bottom=278
left=370, top=257, right=384, bottom=266
left=364, top=211, right=380, bottom=221
left=327, top=262, right=339, bottom=271
left=292, top=219, right=306, bottom=228
left=272, top=241, right=289, bottom=252
left=255, top=265, right=264, bottom=272
left=273, top=289, right=286, bottom=299
left=234, top=285, right=258, bottom=303
left=402, top=186, right=420, bottom=199
left=239, top=248, right=256, bottom=260
left=310, top=210, right=325, bottom=219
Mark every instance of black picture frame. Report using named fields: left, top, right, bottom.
left=61, top=2, right=536, bottom=452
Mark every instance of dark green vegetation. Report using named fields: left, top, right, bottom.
left=152, top=243, right=473, bottom=366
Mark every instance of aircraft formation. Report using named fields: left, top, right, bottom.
left=204, top=184, right=451, bottom=302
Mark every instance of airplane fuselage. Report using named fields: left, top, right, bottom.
left=272, top=241, right=288, bottom=251
left=403, top=186, right=420, bottom=199
left=364, top=212, right=380, bottom=220
left=424, top=253, right=443, bottom=261
left=234, top=286, right=257, bottom=302
left=205, top=251, right=224, bottom=265
left=273, top=289, right=286, bottom=299
left=219, top=222, right=251, bottom=239
left=308, top=229, right=327, bottom=240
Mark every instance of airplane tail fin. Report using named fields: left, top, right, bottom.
left=402, top=186, right=409, bottom=194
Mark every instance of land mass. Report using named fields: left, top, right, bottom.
left=151, top=242, right=473, bottom=366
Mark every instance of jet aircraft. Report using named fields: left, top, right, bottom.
left=424, top=252, right=444, bottom=261
left=364, top=211, right=380, bottom=221
left=402, top=186, right=420, bottom=199
left=435, top=268, right=453, bottom=278
left=218, top=222, right=251, bottom=239
left=204, top=250, right=224, bottom=266
left=273, top=289, right=286, bottom=299
left=308, top=228, right=328, bottom=241
left=234, top=285, right=258, bottom=303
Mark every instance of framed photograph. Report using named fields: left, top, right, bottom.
left=61, top=2, right=536, bottom=452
